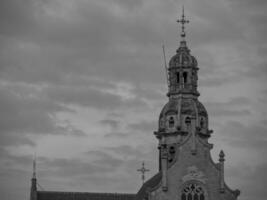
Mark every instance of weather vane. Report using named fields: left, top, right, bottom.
left=176, top=6, right=189, bottom=39
left=137, top=161, right=150, bottom=184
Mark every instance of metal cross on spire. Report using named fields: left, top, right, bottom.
left=176, top=6, right=189, bottom=39
left=137, top=161, right=150, bottom=184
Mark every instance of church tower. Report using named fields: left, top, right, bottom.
left=136, top=9, right=240, bottom=200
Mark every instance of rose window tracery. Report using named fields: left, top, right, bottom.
left=181, top=183, right=205, bottom=200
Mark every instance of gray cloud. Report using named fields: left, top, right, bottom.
left=204, top=97, right=252, bottom=118
left=0, top=84, right=87, bottom=146
left=0, top=0, right=266, bottom=200
left=44, top=84, right=147, bottom=110
left=128, top=120, right=157, bottom=132
left=99, top=119, right=120, bottom=129
left=0, top=148, right=33, bottom=200
left=0, top=0, right=37, bottom=38
left=111, top=0, right=144, bottom=10
left=132, top=86, right=165, bottom=102
left=218, top=120, right=267, bottom=152
left=104, top=131, right=130, bottom=138
left=105, top=145, right=145, bottom=158
left=226, top=162, right=267, bottom=200
left=35, top=149, right=144, bottom=193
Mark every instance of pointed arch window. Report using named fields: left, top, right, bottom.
left=181, top=183, right=205, bottom=200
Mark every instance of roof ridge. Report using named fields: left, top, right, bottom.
left=37, top=191, right=136, bottom=195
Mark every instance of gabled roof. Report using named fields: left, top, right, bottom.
left=37, top=191, right=136, bottom=200
left=136, top=172, right=162, bottom=200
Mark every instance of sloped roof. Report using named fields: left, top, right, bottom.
left=136, top=172, right=162, bottom=200
left=37, top=191, right=136, bottom=200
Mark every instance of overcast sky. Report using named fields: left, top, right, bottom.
left=0, top=0, right=267, bottom=200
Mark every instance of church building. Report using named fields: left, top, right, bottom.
left=30, top=10, right=240, bottom=200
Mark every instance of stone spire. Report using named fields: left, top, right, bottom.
left=30, top=156, right=37, bottom=200
left=32, top=155, right=36, bottom=179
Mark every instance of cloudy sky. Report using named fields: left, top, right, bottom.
left=0, top=0, right=267, bottom=200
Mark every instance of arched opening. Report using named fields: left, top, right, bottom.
left=185, top=116, right=191, bottom=126
left=169, top=146, right=175, bottom=154
left=169, top=117, right=174, bottom=128
left=181, top=183, right=205, bottom=200
left=176, top=72, right=180, bottom=83
left=183, top=72, right=188, bottom=84
left=168, top=146, right=175, bottom=163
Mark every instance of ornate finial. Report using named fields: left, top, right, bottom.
left=137, top=161, right=150, bottom=184
left=176, top=6, right=189, bottom=39
left=219, top=150, right=225, bottom=162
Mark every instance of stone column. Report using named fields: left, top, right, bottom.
left=158, top=144, right=162, bottom=171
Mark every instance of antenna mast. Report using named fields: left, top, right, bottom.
left=162, top=44, right=169, bottom=89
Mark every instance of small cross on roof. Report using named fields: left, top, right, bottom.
left=137, top=161, right=150, bottom=184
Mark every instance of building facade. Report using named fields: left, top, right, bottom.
left=30, top=11, right=240, bottom=200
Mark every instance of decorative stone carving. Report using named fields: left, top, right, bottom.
left=182, top=166, right=207, bottom=184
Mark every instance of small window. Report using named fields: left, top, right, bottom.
left=176, top=72, right=180, bottom=83
left=169, top=146, right=175, bottom=154
left=200, top=118, right=204, bottom=128
left=183, top=72, right=188, bottom=83
left=185, top=117, right=191, bottom=125
left=169, top=117, right=174, bottom=128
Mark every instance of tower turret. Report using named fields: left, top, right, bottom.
left=156, top=8, right=211, bottom=146
left=168, top=6, right=199, bottom=98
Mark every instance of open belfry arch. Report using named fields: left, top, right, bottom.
left=30, top=8, right=240, bottom=200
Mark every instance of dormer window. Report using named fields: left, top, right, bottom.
left=169, top=117, right=175, bottom=128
